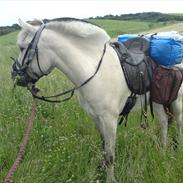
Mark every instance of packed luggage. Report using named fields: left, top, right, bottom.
left=117, top=32, right=183, bottom=106
left=117, top=31, right=183, bottom=67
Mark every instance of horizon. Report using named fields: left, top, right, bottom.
left=0, top=11, right=181, bottom=27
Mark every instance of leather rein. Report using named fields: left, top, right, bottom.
left=31, top=42, right=107, bottom=103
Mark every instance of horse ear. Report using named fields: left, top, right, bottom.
left=28, top=19, right=44, bottom=26
left=18, top=18, right=36, bottom=33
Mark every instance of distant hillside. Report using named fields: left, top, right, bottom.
left=91, top=12, right=183, bottom=22
left=1, top=12, right=183, bottom=37
left=87, top=19, right=170, bottom=38
left=140, top=22, right=183, bottom=34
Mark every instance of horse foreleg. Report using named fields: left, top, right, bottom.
left=153, top=103, right=168, bottom=147
left=96, top=114, right=118, bottom=183
left=171, top=98, right=182, bottom=144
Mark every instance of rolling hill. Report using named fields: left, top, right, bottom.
left=1, top=12, right=183, bottom=36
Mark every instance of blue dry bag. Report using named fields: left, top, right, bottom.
left=149, top=37, right=183, bottom=67
left=117, top=34, right=139, bottom=43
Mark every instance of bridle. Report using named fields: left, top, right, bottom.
left=12, top=23, right=107, bottom=103
left=12, top=24, right=46, bottom=86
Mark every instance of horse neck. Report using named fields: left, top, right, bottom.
left=46, top=29, right=108, bottom=86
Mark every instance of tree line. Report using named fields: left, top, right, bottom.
left=90, top=12, right=183, bottom=22
left=0, top=24, right=20, bottom=36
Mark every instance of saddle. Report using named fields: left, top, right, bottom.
left=110, top=37, right=152, bottom=95
left=110, top=38, right=152, bottom=125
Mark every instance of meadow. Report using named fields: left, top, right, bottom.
left=0, top=20, right=183, bottom=183
left=88, top=19, right=170, bottom=38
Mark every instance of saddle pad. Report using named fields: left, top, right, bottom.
left=151, top=61, right=183, bottom=106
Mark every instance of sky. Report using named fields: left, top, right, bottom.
left=1, top=0, right=183, bottom=26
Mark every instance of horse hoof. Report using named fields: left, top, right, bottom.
left=172, top=137, right=179, bottom=150
left=140, top=122, right=148, bottom=129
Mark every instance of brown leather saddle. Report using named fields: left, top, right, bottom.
left=110, top=38, right=152, bottom=125
left=110, top=37, right=152, bottom=95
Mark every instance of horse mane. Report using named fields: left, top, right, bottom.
left=43, top=17, right=97, bottom=26
left=44, top=17, right=111, bottom=42
left=18, top=18, right=110, bottom=47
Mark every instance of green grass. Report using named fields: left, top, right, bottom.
left=0, top=31, right=18, bottom=45
left=0, top=21, right=183, bottom=183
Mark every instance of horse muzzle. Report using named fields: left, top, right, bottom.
left=14, top=75, right=32, bottom=87
left=11, top=62, right=37, bottom=87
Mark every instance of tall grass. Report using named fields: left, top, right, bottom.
left=0, top=21, right=183, bottom=183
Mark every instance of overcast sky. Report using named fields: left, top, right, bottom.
left=1, top=0, right=183, bottom=26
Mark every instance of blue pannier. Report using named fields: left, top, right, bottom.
left=117, top=34, right=183, bottom=67
left=117, top=34, right=139, bottom=43
left=148, top=38, right=183, bottom=67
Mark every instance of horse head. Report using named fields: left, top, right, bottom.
left=12, top=18, right=110, bottom=88
left=11, top=19, right=54, bottom=87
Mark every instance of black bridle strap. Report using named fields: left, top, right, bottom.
left=31, top=42, right=107, bottom=103
left=27, top=24, right=46, bottom=63
left=19, top=24, right=46, bottom=76
left=35, top=47, right=45, bottom=76
left=31, top=87, right=75, bottom=103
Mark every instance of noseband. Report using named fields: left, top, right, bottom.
left=12, top=24, right=46, bottom=86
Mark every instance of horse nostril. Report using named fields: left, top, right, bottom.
left=16, top=77, right=28, bottom=87
left=10, top=57, right=17, bottom=63
left=11, top=70, right=17, bottom=80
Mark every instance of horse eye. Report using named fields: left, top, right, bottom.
left=20, top=47, right=24, bottom=52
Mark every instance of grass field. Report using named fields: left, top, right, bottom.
left=141, top=22, right=183, bottom=34
left=87, top=19, right=172, bottom=38
left=0, top=20, right=183, bottom=183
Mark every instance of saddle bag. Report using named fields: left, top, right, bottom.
left=151, top=61, right=183, bottom=106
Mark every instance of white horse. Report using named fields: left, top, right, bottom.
left=13, top=18, right=182, bottom=183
